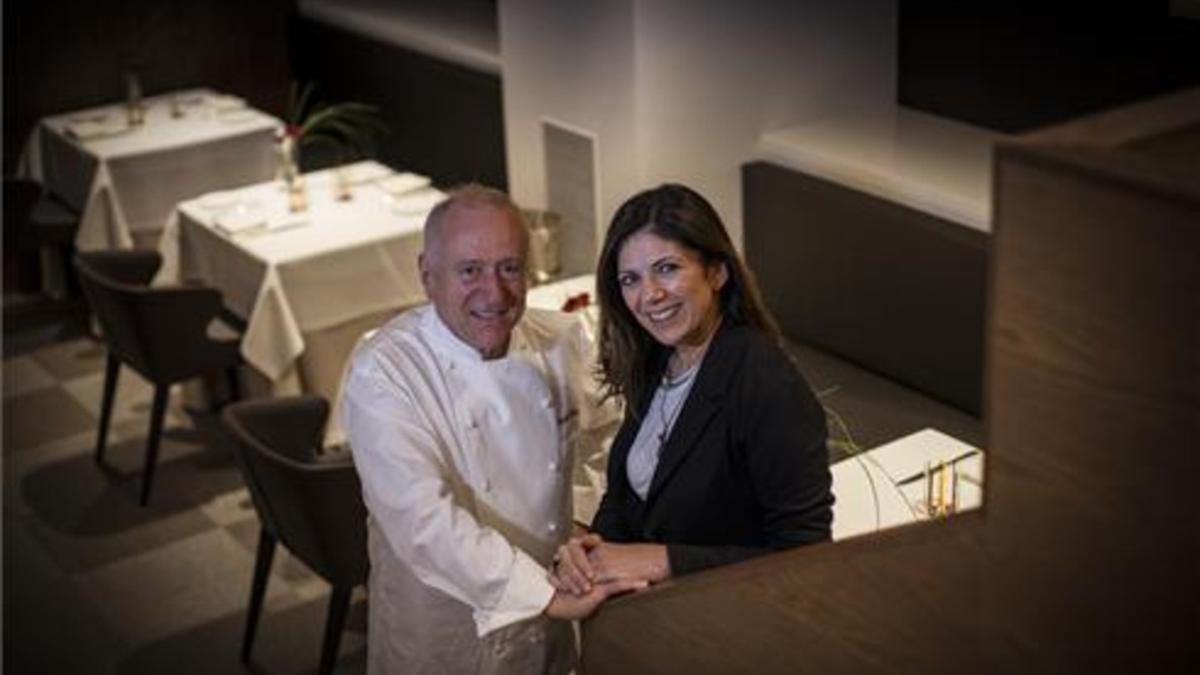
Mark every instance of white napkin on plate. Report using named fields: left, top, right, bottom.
left=378, top=172, right=431, bottom=196
left=390, top=189, right=446, bottom=215
left=215, top=206, right=267, bottom=235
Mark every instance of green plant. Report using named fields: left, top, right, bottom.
left=283, top=81, right=389, bottom=159
left=817, top=386, right=863, bottom=459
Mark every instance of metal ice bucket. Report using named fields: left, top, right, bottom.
left=522, top=209, right=562, bottom=284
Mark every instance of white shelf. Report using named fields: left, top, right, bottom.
left=758, top=105, right=1003, bottom=232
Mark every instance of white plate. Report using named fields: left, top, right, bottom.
left=340, top=163, right=393, bottom=185
left=196, top=190, right=240, bottom=211
left=378, top=172, right=431, bottom=196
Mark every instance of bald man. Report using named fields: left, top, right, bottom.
left=341, top=185, right=627, bottom=674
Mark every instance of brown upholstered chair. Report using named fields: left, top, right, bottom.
left=221, top=395, right=368, bottom=675
left=74, top=250, right=242, bottom=506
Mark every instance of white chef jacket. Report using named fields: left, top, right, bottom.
left=341, top=304, right=615, bottom=674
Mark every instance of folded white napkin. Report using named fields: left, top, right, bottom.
left=266, top=213, right=309, bottom=232
left=214, top=207, right=267, bottom=235
left=195, top=190, right=240, bottom=211
left=378, top=172, right=431, bottom=196
left=389, top=189, right=446, bottom=215
left=64, top=119, right=128, bottom=140
left=340, top=163, right=393, bottom=185
left=209, top=95, right=246, bottom=112
left=215, top=108, right=258, bottom=124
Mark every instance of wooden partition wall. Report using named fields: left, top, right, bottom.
left=581, top=89, right=1199, bottom=674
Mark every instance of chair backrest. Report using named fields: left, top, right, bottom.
left=222, top=396, right=369, bottom=586
left=74, top=250, right=230, bottom=381
left=75, top=250, right=160, bottom=374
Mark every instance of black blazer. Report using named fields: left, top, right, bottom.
left=591, top=321, right=833, bottom=576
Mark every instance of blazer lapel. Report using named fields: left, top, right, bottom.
left=645, top=322, right=745, bottom=503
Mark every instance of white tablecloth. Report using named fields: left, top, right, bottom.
left=20, top=88, right=281, bottom=250
left=155, top=160, right=440, bottom=383
left=831, top=428, right=984, bottom=540
left=526, top=272, right=598, bottom=337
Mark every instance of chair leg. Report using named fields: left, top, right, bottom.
left=225, top=365, right=241, bottom=404
left=95, top=354, right=121, bottom=465
left=241, top=528, right=277, bottom=664
left=319, top=584, right=354, bottom=675
left=138, top=384, right=170, bottom=507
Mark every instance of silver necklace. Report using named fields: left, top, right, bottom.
left=655, top=366, right=694, bottom=450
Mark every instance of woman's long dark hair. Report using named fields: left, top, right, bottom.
left=596, top=183, right=780, bottom=412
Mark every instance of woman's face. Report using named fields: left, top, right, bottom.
left=616, top=227, right=727, bottom=350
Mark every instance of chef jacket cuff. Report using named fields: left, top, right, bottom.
left=473, top=551, right=555, bottom=637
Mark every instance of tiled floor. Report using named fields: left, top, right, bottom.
left=3, top=331, right=367, bottom=674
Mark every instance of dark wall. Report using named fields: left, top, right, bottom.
left=898, top=3, right=1200, bottom=132
left=3, top=0, right=295, bottom=174
left=290, top=18, right=507, bottom=190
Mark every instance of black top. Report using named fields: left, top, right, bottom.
left=591, top=320, right=834, bottom=576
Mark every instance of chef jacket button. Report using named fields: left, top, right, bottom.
left=467, top=418, right=478, bottom=430
left=548, top=522, right=559, bottom=533
left=548, top=461, right=558, bottom=472
left=541, top=396, right=552, bottom=409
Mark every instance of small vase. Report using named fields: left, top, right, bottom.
left=124, top=69, right=145, bottom=127
left=278, top=134, right=307, bottom=212
left=334, top=165, right=353, bottom=201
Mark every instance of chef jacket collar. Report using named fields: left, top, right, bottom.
left=423, top=303, right=530, bottom=364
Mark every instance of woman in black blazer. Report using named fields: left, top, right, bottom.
left=551, top=183, right=833, bottom=597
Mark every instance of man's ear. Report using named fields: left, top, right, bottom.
left=418, top=252, right=431, bottom=287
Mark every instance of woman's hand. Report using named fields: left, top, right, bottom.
left=587, top=542, right=670, bottom=585
left=544, top=579, right=647, bottom=621
left=549, top=533, right=604, bottom=595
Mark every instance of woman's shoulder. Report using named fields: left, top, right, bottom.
left=721, top=323, right=796, bottom=378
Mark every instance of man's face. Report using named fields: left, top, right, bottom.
left=420, top=204, right=528, bottom=359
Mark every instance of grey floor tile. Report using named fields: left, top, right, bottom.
left=4, top=428, right=97, bottom=483
left=198, top=486, right=258, bottom=528
left=2, top=354, right=57, bottom=398
left=3, top=385, right=97, bottom=453
left=30, top=336, right=107, bottom=380
left=12, top=431, right=243, bottom=574
left=224, top=517, right=321, bottom=589
left=4, top=518, right=129, bottom=675
left=61, top=367, right=185, bottom=435
left=77, top=528, right=289, bottom=646
left=114, top=594, right=366, bottom=675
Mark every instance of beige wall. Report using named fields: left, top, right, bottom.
left=499, top=0, right=896, bottom=253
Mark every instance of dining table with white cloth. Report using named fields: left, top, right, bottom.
left=19, top=88, right=281, bottom=250
left=830, top=428, right=984, bottom=541
left=154, top=160, right=442, bottom=408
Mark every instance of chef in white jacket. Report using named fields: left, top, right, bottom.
left=341, top=184, right=635, bottom=674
